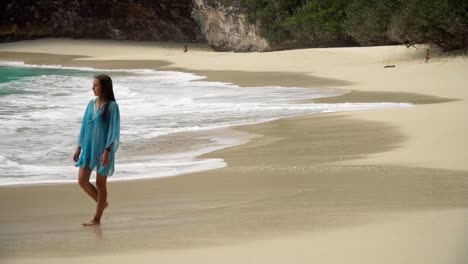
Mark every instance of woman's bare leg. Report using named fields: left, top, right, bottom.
left=83, top=173, right=108, bottom=226
left=78, top=167, right=97, bottom=201
left=78, top=168, right=109, bottom=206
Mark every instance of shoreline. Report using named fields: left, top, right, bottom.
left=0, top=51, right=405, bottom=187
left=0, top=52, right=347, bottom=187
left=1, top=39, right=467, bottom=263
left=0, top=127, right=260, bottom=187
left=0, top=52, right=430, bottom=187
left=0, top=51, right=351, bottom=89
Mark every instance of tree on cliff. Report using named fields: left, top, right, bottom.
left=388, top=0, right=468, bottom=51
left=230, top=0, right=468, bottom=51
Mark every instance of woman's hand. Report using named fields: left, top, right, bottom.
left=73, top=147, right=81, bottom=162
left=101, top=150, right=110, bottom=166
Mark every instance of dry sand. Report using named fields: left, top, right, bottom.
left=0, top=39, right=467, bottom=263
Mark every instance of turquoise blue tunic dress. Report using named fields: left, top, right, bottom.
left=76, top=99, right=120, bottom=176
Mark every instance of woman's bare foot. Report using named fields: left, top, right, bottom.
left=82, top=217, right=100, bottom=227
left=82, top=202, right=108, bottom=226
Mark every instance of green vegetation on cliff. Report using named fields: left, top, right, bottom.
left=227, top=0, right=468, bottom=51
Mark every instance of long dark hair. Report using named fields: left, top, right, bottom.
left=94, top=74, right=116, bottom=121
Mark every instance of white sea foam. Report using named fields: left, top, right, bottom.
left=0, top=60, right=160, bottom=74
left=0, top=61, right=413, bottom=186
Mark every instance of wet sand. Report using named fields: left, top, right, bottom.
left=0, top=39, right=467, bottom=263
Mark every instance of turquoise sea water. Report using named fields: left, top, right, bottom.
left=0, top=66, right=80, bottom=95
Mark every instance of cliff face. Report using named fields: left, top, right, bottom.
left=191, top=0, right=270, bottom=51
left=0, top=0, right=268, bottom=52
left=0, top=0, right=204, bottom=42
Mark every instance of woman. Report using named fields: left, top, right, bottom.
left=73, top=74, right=120, bottom=226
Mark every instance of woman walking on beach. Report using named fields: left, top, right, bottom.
left=73, top=74, right=120, bottom=226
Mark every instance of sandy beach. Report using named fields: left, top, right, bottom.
left=0, top=39, right=467, bottom=263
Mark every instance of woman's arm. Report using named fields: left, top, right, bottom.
left=74, top=101, right=91, bottom=162
left=77, top=101, right=92, bottom=148
left=105, top=102, right=120, bottom=152
left=101, top=102, right=120, bottom=166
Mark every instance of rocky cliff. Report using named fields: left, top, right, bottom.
left=191, top=0, right=270, bottom=51
left=0, top=0, right=204, bottom=42
left=0, top=0, right=269, bottom=52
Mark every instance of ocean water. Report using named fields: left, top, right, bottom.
left=0, top=61, right=411, bottom=186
